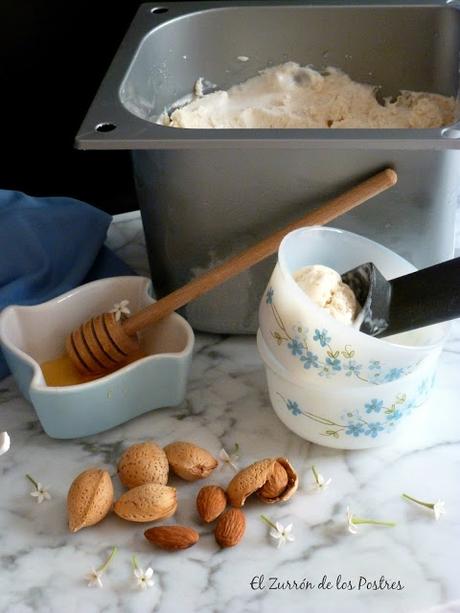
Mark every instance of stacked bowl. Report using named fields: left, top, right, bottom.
left=258, top=227, right=449, bottom=449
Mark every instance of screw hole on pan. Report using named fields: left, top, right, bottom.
left=150, top=7, right=168, bottom=14
left=95, top=122, right=116, bottom=133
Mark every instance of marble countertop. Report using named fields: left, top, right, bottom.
left=1, top=211, right=460, bottom=613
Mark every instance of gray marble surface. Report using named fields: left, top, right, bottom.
left=0, top=211, right=459, bottom=613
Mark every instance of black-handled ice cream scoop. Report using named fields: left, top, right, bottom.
left=341, top=257, right=460, bottom=338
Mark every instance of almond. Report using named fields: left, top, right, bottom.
left=226, top=457, right=298, bottom=507
left=144, top=525, right=199, bottom=550
left=67, top=468, right=113, bottom=533
left=114, top=483, right=177, bottom=522
left=117, top=441, right=169, bottom=488
left=164, top=441, right=218, bottom=481
left=196, top=485, right=227, bottom=523
left=257, top=461, right=288, bottom=501
left=215, top=508, right=246, bottom=548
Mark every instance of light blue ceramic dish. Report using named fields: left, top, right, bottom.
left=0, top=276, right=194, bottom=439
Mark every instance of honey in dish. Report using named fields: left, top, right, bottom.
left=41, top=348, right=146, bottom=387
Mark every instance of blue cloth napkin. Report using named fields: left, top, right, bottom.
left=0, top=189, right=134, bottom=379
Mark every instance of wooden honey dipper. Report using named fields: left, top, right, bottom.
left=66, top=168, right=397, bottom=376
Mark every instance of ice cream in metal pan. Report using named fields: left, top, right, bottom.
left=162, top=63, right=455, bottom=130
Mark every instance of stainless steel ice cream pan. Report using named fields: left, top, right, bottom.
left=76, top=1, right=460, bottom=334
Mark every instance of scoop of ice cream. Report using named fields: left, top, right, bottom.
left=293, top=264, right=360, bottom=325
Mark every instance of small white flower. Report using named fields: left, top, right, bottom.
left=433, top=500, right=446, bottom=520
left=0, top=431, right=10, bottom=456
left=26, top=474, right=51, bottom=503
left=30, top=483, right=51, bottom=503
left=346, top=506, right=358, bottom=534
left=132, top=555, right=154, bottom=590
left=86, top=569, right=104, bottom=588
left=110, top=300, right=131, bottom=322
left=308, top=465, right=332, bottom=493
left=346, top=506, right=395, bottom=535
left=402, top=493, right=446, bottom=520
left=270, top=522, right=295, bottom=548
left=85, top=546, right=117, bottom=589
left=261, top=515, right=295, bottom=548
left=134, top=567, right=155, bottom=590
left=219, top=444, right=239, bottom=472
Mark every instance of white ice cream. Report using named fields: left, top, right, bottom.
left=163, top=62, right=455, bottom=129
left=293, top=264, right=360, bottom=325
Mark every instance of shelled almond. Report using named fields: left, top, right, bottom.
left=226, top=457, right=298, bottom=506
left=144, top=525, right=199, bottom=550
left=215, top=508, right=246, bottom=548
left=196, top=485, right=227, bottom=523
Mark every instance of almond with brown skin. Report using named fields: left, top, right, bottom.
left=196, top=485, right=227, bottom=523
left=257, top=461, right=288, bottom=500
left=226, top=457, right=298, bottom=507
left=117, top=441, right=169, bottom=488
left=215, top=508, right=246, bottom=548
left=164, top=441, right=218, bottom=481
left=144, top=525, right=199, bottom=550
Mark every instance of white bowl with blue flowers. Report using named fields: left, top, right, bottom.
left=259, top=227, right=449, bottom=388
left=257, top=330, right=440, bottom=449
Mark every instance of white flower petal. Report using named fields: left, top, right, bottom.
left=433, top=501, right=445, bottom=520
left=219, top=449, right=230, bottom=461
left=275, top=522, right=284, bottom=533
left=346, top=507, right=358, bottom=534
left=144, top=567, right=154, bottom=579
left=286, top=533, right=295, bottom=542
left=134, top=568, right=143, bottom=579
left=284, top=524, right=293, bottom=534
left=269, top=529, right=281, bottom=539
left=86, top=570, right=103, bottom=588
left=0, top=432, right=10, bottom=455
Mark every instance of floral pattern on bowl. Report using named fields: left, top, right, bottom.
left=276, top=371, right=435, bottom=441
left=265, top=287, right=420, bottom=385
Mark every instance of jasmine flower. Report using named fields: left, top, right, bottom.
left=132, top=555, right=154, bottom=590
left=0, top=431, right=10, bottom=456
left=260, top=515, right=295, bottom=548
left=402, top=493, right=446, bottom=520
left=219, top=443, right=240, bottom=472
left=85, top=546, right=117, bottom=588
left=26, top=474, right=51, bottom=503
left=308, top=465, right=332, bottom=493
left=110, top=300, right=131, bottom=322
left=346, top=506, right=396, bottom=534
